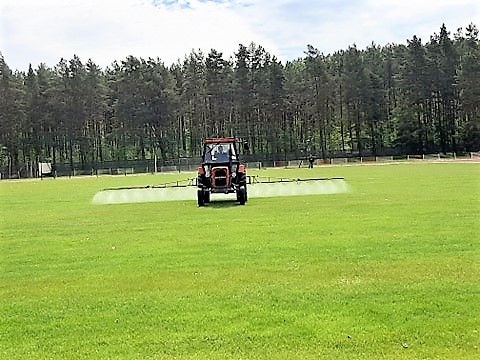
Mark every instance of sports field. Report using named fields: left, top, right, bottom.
left=1, top=162, right=479, bottom=359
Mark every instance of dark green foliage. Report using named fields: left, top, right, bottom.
left=0, top=23, right=479, bottom=176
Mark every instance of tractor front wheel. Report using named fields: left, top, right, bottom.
left=197, top=189, right=206, bottom=207
left=237, top=186, right=246, bottom=205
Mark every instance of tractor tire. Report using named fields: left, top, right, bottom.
left=237, top=186, right=246, bottom=205
left=197, top=189, right=205, bottom=207
left=237, top=184, right=248, bottom=203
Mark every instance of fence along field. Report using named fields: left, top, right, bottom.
left=0, top=162, right=479, bottom=359
left=2, top=151, right=480, bottom=179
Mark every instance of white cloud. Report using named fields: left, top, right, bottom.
left=233, top=0, right=479, bottom=56
left=0, top=0, right=478, bottom=71
left=0, top=0, right=276, bottom=70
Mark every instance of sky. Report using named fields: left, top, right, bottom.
left=1, top=0, right=479, bottom=72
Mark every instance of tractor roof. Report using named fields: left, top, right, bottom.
left=204, top=137, right=236, bottom=144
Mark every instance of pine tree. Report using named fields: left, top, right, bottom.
left=457, top=24, right=480, bottom=151
left=0, top=54, right=26, bottom=176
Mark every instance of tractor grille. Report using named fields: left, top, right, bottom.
left=212, top=167, right=229, bottom=188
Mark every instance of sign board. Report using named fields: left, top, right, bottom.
left=39, top=162, right=53, bottom=177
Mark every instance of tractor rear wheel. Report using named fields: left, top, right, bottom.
left=197, top=189, right=205, bottom=207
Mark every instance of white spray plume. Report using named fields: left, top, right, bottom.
left=92, top=179, right=349, bottom=205
left=92, top=187, right=196, bottom=205
left=248, top=179, right=349, bottom=198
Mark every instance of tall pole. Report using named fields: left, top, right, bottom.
left=154, top=151, right=157, bottom=174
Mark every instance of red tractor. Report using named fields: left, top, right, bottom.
left=197, top=137, right=247, bottom=206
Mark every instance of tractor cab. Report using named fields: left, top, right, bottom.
left=197, top=137, right=247, bottom=206
left=203, top=141, right=238, bottom=164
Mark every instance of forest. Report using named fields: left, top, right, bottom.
left=0, top=23, right=479, bottom=177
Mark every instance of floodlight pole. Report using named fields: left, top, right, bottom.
left=151, top=124, right=158, bottom=174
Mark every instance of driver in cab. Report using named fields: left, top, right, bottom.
left=214, top=145, right=229, bottom=162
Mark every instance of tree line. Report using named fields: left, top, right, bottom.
left=1, top=23, right=479, bottom=176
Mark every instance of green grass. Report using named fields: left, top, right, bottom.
left=1, top=163, right=479, bottom=359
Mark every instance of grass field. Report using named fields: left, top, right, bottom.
left=1, top=162, right=479, bottom=359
